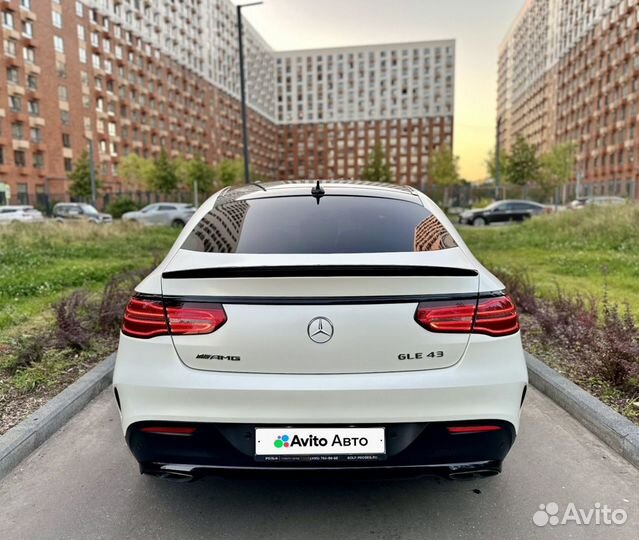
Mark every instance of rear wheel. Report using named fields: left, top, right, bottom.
left=171, top=219, right=185, bottom=229
left=472, top=216, right=487, bottom=227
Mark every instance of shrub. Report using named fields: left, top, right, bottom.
left=106, top=198, right=140, bottom=219
left=497, top=269, right=639, bottom=394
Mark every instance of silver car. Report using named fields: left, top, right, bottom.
left=0, top=205, right=45, bottom=225
left=121, top=203, right=196, bottom=228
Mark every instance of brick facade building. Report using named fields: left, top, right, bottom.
left=498, top=0, right=639, bottom=199
left=0, top=0, right=455, bottom=206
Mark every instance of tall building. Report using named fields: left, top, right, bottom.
left=498, top=0, right=639, bottom=199
left=0, top=0, right=455, bottom=206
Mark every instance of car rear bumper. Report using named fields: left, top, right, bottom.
left=114, top=331, right=527, bottom=433
left=126, top=420, right=515, bottom=478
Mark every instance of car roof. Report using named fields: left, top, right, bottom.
left=498, top=199, right=543, bottom=205
left=2, top=205, right=32, bottom=210
left=219, top=180, right=420, bottom=205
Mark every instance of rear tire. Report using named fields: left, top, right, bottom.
left=171, top=219, right=185, bottom=229
left=472, top=216, right=487, bottom=227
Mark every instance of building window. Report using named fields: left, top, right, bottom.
left=3, top=12, right=14, bottom=29
left=30, top=127, right=41, bottom=143
left=9, top=95, right=21, bottom=113
left=23, top=21, right=33, bottom=38
left=27, top=100, right=39, bottom=117
left=6, top=67, right=19, bottom=84
left=64, top=157, right=73, bottom=172
left=4, top=39, right=17, bottom=57
left=62, top=134, right=71, bottom=148
left=23, top=46, right=35, bottom=64
left=14, top=150, right=27, bottom=168
left=27, top=74, right=37, bottom=90
left=11, top=122, right=24, bottom=140
left=53, top=36, right=64, bottom=53
left=60, top=110, right=70, bottom=125
left=17, top=183, right=28, bottom=204
left=52, top=11, right=63, bottom=29
left=0, top=146, right=4, bottom=165
left=58, top=85, right=68, bottom=101
left=75, top=1, right=83, bottom=17
left=33, top=152, right=44, bottom=169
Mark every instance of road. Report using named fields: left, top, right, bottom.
left=0, top=387, right=637, bottom=540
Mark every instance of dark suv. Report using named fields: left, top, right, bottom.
left=52, top=203, right=112, bottom=225
left=458, top=200, right=549, bottom=226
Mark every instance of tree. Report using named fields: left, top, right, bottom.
left=485, top=147, right=509, bottom=184
left=184, top=156, right=216, bottom=192
left=361, top=143, right=393, bottom=183
left=68, top=151, right=101, bottom=200
left=428, top=145, right=461, bottom=205
left=539, top=142, right=576, bottom=201
left=217, top=158, right=245, bottom=187
left=117, top=153, right=153, bottom=189
left=147, top=149, right=179, bottom=194
left=506, top=136, right=540, bottom=187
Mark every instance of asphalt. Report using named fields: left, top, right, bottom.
left=0, top=388, right=637, bottom=540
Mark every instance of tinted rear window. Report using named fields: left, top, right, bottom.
left=182, top=195, right=456, bottom=254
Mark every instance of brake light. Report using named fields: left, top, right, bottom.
left=122, top=298, right=169, bottom=338
left=122, top=297, right=227, bottom=338
left=166, top=303, right=227, bottom=335
left=415, top=295, right=519, bottom=337
left=473, top=296, right=520, bottom=336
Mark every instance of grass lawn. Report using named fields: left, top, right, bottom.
left=458, top=205, right=639, bottom=316
left=0, top=222, right=179, bottom=340
left=0, top=222, right=179, bottom=434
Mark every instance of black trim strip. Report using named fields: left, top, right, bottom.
left=159, top=291, right=504, bottom=306
left=162, top=265, right=479, bottom=280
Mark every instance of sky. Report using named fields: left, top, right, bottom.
left=240, top=0, right=523, bottom=181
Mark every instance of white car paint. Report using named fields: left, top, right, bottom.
left=0, top=206, right=44, bottom=224
left=114, top=181, right=528, bottom=475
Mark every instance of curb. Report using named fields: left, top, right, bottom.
left=0, top=354, right=115, bottom=481
left=526, top=352, right=639, bottom=469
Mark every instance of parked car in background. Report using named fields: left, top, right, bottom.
left=568, top=196, right=626, bottom=210
left=121, top=203, right=196, bottom=228
left=0, top=205, right=44, bottom=225
left=52, top=203, right=112, bottom=224
left=459, top=200, right=549, bottom=226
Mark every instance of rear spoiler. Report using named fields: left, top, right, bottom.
left=162, top=265, right=478, bottom=280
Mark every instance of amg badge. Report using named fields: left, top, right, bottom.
left=195, top=354, right=241, bottom=362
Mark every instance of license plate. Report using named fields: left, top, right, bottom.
left=255, top=427, right=385, bottom=458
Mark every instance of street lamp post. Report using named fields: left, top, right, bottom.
left=495, top=115, right=503, bottom=200
left=236, top=1, right=263, bottom=184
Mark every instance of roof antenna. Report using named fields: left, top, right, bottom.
left=311, top=180, right=325, bottom=205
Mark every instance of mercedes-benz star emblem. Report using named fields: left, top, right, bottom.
left=307, top=317, right=334, bottom=344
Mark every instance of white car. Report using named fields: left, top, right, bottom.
left=114, top=181, right=527, bottom=481
left=0, top=205, right=44, bottom=225
left=122, top=203, right=196, bottom=228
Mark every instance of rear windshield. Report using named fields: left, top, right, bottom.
left=182, top=195, right=456, bottom=254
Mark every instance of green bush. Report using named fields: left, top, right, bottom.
left=106, top=198, right=140, bottom=219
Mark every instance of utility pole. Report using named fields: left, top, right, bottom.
left=87, top=137, right=97, bottom=207
left=236, top=2, right=263, bottom=184
left=495, top=115, right=502, bottom=200
left=576, top=167, right=583, bottom=199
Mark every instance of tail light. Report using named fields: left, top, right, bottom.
left=415, top=295, right=519, bottom=337
left=122, top=297, right=226, bottom=338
